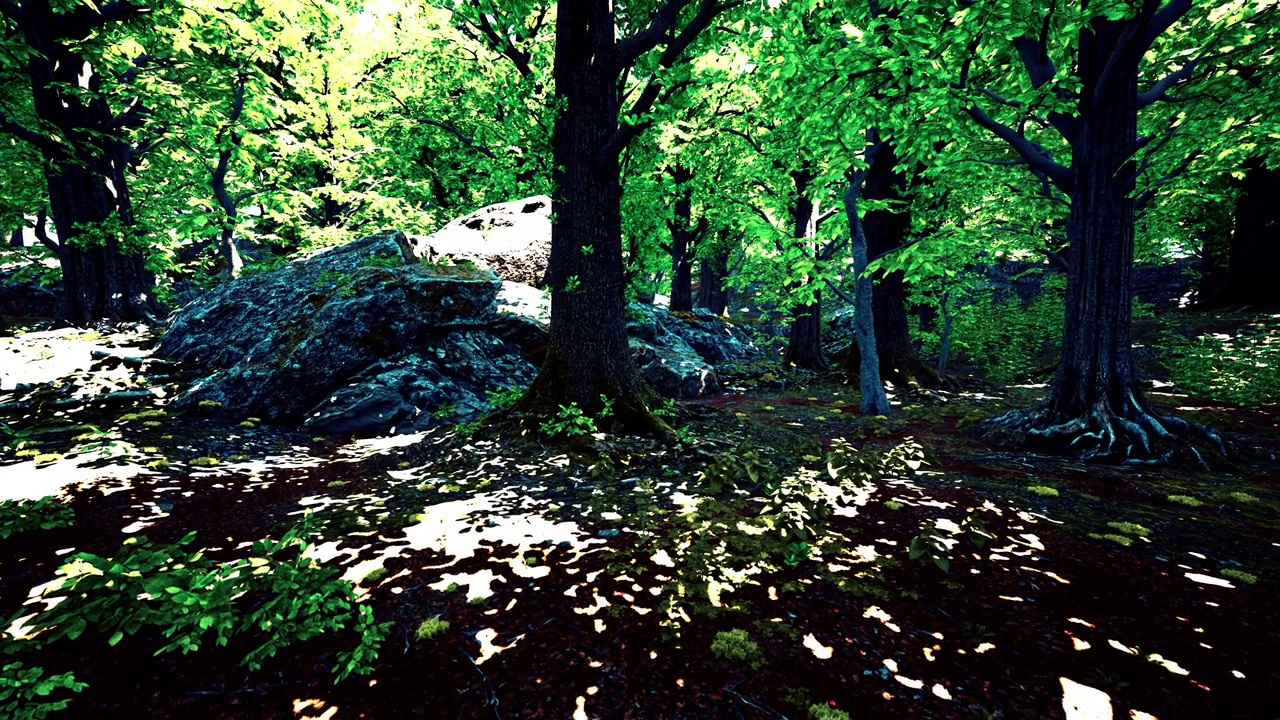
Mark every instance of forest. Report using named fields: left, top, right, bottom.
left=0, top=0, right=1277, bottom=717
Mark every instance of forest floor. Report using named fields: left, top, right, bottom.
left=0, top=311, right=1277, bottom=720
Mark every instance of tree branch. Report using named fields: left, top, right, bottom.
left=1142, top=0, right=1193, bottom=51
left=613, top=0, right=700, bottom=68
left=1137, top=58, right=1196, bottom=108
left=1135, top=150, right=1200, bottom=211
left=966, top=104, right=1072, bottom=194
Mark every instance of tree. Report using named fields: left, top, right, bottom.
left=515, top=0, right=741, bottom=431
left=948, top=0, right=1276, bottom=461
left=0, top=0, right=161, bottom=324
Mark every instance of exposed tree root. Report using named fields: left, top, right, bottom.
left=985, top=394, right=1235, bottom=469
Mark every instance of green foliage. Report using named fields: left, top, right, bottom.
left=1027, top=486, right=1060, bottom=497
left=710, top=629, right=765, bottom=669
left=361, top=250, right=404, bottom=269
left=699, top=446, right=777, bottom=495
left=539, top=395, right=614, bottom=438
left=414, top=617, right=450, bottom=641
left=908, top=516, right=992, bottom=573
left=0, top=497, right=74, bottom=540
left=12, top=525, right=389, bottom=683
left=1161, top=322, right=1280, bottom=407
left=808, top=704, right=852, bottom=720
left=1167, top=495, right=1204, bottom=507
left=1220, top=568, right=1257, bottom=585
left=486, top=385, right=527, bottom=411
left=1106, top=522, right=1151, bottom=537
left=0, top=662, right=86, bottom=720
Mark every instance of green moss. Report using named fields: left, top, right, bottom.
left=1089, top=533, right=1133, bottom=547
left=415, top=617, right=450, bottom=641
left=1220, top=568, right=1257, bottom=584
left=361, top=567, right=389, bottom=585
left=809, top=704, right=852, bottom=720
left=326, top=481, right=348, bottom=489
left=239, top=421, right=256, bottom=429
left=1168, top=494, right=1204, bottom=507
left=197, top=400, right=223, bottom=409
left=711, top=629, right=765, bottom=669
left=1227, top=492, right=1260, bottom=504
left=444, top=583, right=461, bottom=594
left=190, top=457, right=220, bottom=467
left=1028, top=485, right=1060, bottom=497
left=1106, top=521, right=1151, bottom=537
left=146, top=458, right=170, bottom=470
left=884, top=501, right=905, bottom=511
left=34, top=453, right=60, bottom=465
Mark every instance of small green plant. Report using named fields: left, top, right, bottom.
left=1227, top=492, right=1260, bottom=503
left=13, top=525, right=390, bottom=683
left=1162, top=322, right=1280, bottom=407
left=486, top=385, right=526, bottom=411
left=1220, top=568, right=1258, bottom=584
left=431, top=404, right=457, bottom=420
left=361, top=566, right=389, bottom=585
left=415, top=617, right=450, bottom=641
left=0, top=662, right=86, bottom=719
left=197, top=400, right=223, bottom=409
left=884, top=500, right=905, bottom=511
left=0, top=497, right=74, bottom=540
left=1089, top=533, right=1133, bottom=547
left=564, top=275, right=582, bottom=293
left=653, top=398, right=678, bottom=419
left=190, top=457, right=220, bottom=467
left=1106, top=521, right=1151, bottom=537
left=1027, top=485, right=1059, bottom=497
left=710, top=629, right=765, bottom=669
left=1168, top=494, right=1203, bottom=507
left=540, top=401, right=598, bottom=438
left=361, top=250, right=403, bottom=269
left=808, top=704, right=852, bottom=720
left=454, top=420, right=482, bottom=437
left=673, top=427, right=696, bottom=445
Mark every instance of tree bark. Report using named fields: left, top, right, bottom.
left=16, top=0, right=158, bottom=325
left=696, top=239, right=730, bottom=316
left=990, top=15, right=1226, bottom=464
left=840, top=142, right=946, bottom=388
left=514, top=0, right=664, bottom=433
left=845, top=170, right=891, bottom=414
left=666, top=164, right=697, bottom=312
left=783, top=168, right=830, bottom=370
left=21, top=1, right=158, bottom=325
left=1225, top=160, right=1280, bottom=309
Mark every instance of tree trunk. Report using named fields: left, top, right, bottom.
left=846, top=173, right=891, bottom=414
left=1226, top=160, right=1280, bottom=309
left=696, top=241, right=730, bottom=316
left=515, top=0, right=663, bottom=433
left=783, top=294, right=828, bottom=369
left=25, top=15, right=157, bottom=326
left=840, top=142, right=946, bottom=388
left=667, top=165, right=696, bottom=312
left=783, top=168, right=829, bottom=370
left=991, top=17, right=1225, bottom=464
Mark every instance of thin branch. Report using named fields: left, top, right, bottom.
left=1135, top=150, right=1200, bottom=211
left=966, top=104, right=1072, bottom=194
left=1142, top=0, right=1194, bottom=51
left=1137, top=58, right=1196, bottom=108
left=0, top=106, right=57, bottom=153
left=613, top=0, right=700, bottom=68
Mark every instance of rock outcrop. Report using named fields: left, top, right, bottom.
left=399, top=196, right=551, bottom=286
left=159, top=209, right=764, bottom=436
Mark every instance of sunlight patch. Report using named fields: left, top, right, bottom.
left=932, top=683, right=952, bottom=700
left=802, top=633, right=833, bottom=659
left=1061, top=677, right=1113, bottom=720
left=1184, top=572, right=1234, bottom=588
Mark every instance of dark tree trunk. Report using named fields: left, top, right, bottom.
left=7, top=228, right=21, bottom=247
left=1226, top=160, right=1280, bottom=308
left=845, top=164, right=891, bottom=414
left=696, top=240, right=730, bottom=316
left=992, top=15, right=1225, bottom=463
left=515, top=0, right=662, bottom=432
left=784, top=294, right=828, bottom=369
left=667, top=165, right=697, bottom=312
left=18, top=0, right=158, bottom=326
left=783, top=168, right=829, bottom=370
left=840, top=143, right=946, bottom=388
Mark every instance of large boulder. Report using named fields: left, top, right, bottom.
left=158, top=230, right=536, bottom=434
left=400, top=196, right=551, bottom=286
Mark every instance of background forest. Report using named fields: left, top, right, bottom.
left=1, top=0, right=1279, bottom=717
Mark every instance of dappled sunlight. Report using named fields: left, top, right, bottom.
left=0, top=452, right=150, bottom=503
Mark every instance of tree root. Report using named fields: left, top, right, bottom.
left=986, top=399, right=1236, bottom=469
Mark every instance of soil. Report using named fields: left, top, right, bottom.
left=1, top=309, right=1277, bottom=720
